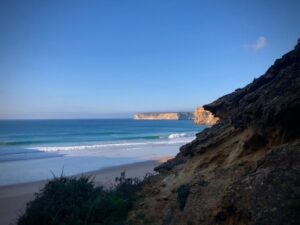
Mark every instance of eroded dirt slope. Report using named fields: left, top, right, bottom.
left=129, top=40, right=300, bottom=225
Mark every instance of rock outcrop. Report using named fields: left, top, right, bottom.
left=194, top=107, right=219, bottom=126
left=133, top=112, right=194, bottom=120
left=134, top=109, right=218, bottom=126
left=129, top=40, right=300, bottom=225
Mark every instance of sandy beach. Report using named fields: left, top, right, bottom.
left=0, top=159, right=164, bottom=225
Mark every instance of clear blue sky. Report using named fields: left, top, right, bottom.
left=1, top=0, right=299, bottom=119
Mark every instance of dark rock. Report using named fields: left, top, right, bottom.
left=129, top=40, right=300, bottom=225
left=204, top=41, right=300, bottom=140
left=221, top=141, right=300, bottom=225
left=154, top=153, right=187, bottom=173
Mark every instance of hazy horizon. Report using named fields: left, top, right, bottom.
left=1, top=0, right=300, bottom=119
left=0, top=110, right=197, bottom=120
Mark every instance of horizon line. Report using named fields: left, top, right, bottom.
left=0, top=117, right=135, bottom=121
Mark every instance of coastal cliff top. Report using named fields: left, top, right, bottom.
left=129, top=39, right=300, bottom=225
left=204, top=39, right=300, bottom=133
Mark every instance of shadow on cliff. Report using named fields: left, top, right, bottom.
left=129, top=39, right=300, bottom=225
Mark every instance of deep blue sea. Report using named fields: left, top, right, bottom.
left=0, top=119, right=204, bottom=185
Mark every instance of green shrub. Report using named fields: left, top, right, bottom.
left=17, top=172, right=147, bottom=225
left=177, top=185, right=190, bottom=211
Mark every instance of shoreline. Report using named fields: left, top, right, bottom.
left=0, top=159, right=167, bottom=225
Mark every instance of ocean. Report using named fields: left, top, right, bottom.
left=0, top=119, right=204, bottom=185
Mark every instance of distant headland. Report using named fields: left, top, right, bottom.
left=133, top=107, right=218, bottom=126
left=133, top=112, right=194, bottom=120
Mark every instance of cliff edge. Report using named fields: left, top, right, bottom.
left=194, top=107, right=219, bottom=126
left=134, top=109, right=218, bottom=126
left=133, top=112, right=194, bottom=120
left=129, top=40, right=300, bottom=225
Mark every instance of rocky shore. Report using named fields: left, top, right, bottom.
left=128, top=40, right=300, bottom=225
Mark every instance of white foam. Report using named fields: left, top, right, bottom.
left=168, top=132, right=191, bottom=139
left=34, top=142, right=143, bottom=152
left=32, top=136, right=195, bottom=152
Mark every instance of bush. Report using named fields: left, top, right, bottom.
left=17, top=172, right=147, bottom=225
left=177, top=185, right=190, bottom=211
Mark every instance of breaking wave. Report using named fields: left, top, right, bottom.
left=33, top=132, right=196, bottom=152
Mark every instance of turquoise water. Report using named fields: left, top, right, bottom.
left=0, top=119, right=204, bottom=185
left=0, top=119, right=202, bottom=160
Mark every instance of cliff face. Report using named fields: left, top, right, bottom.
left=134, top=110, right=218, bottom=126
left=133, top=112, right=194, bottom=120
left=129, top=40, right=300, bottom=225
left=194, top=107, right=219, bottom=126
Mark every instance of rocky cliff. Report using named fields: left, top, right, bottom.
left=133, top=112, right=194, bottom=120
left=129, top=40, right=300, bottom=225
left=194, top=107, right=219, bottom=126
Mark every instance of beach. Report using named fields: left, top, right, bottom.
left=0, top=120, right=201, bottom=186
left=0, top=159, right=164, bottom=225
left=0, top=119, right=200, bottom=225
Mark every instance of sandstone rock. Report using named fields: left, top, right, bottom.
left=219, top=140, right=300, bottom=225
left=133, top=112, right=194, bottom=120
left=194, top=107, right=219, bottom=126
left=129, top=39, right=300, bottom=225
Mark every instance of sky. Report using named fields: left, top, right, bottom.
left=0, top=0, right=300, bottom=119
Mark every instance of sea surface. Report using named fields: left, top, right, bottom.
left=0, top=119, right=204, bottom=185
